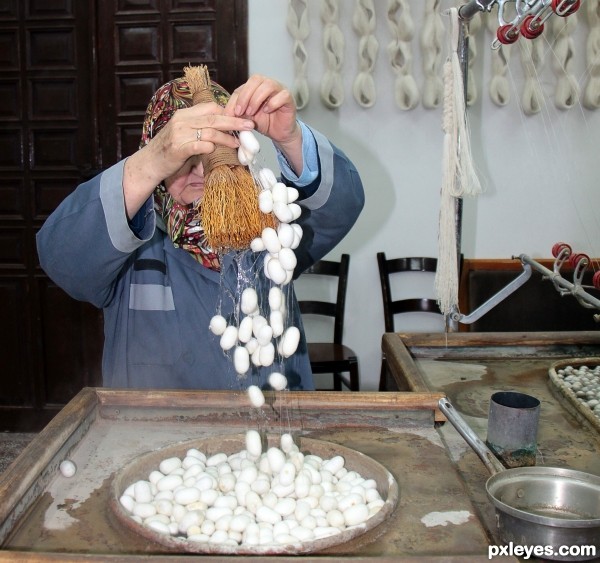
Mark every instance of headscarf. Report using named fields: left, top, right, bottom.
left=139, top=76, right=231, bottom=271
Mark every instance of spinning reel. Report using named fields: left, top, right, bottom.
left=458, top=0, right=582, bottom=48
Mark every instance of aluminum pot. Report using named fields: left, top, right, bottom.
left=438, top=398, right=600, bottom=561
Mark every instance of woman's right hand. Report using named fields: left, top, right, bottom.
left=123, top=103, right=255, bottom=217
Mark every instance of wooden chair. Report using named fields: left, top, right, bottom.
left=377, top=253, right=444, bottom=390
left=298, top=254, right=360, bottom=391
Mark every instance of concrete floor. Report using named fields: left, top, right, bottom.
left=0, top=433, right=36, bottom=474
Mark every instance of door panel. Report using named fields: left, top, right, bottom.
left=0, top=0, right=248, bottom=431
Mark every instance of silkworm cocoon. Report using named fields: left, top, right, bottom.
left=320, top=494, right=338, bottom=512
left=287, top=186, right=299, bottom=203
left=146, top=519, right=171, bottom=535
left=251, top=346, right=262, bottom=367
left=245, top=337, right=259, bottom=355
left=338, top=493, right=364, bottom=512
left=237, top=316, right=254, bottom=343
left=323, top=455, right=345, bottom=475
left=156, top=474, right=183, bottom=492
left=245, top=429, right=263, bottom=459
left=258, top=190, right=273, bottom=214
left=290, top=525, right=314, bottom=541
left=214, top=495, right=238, bottom=511
left=234, top=346, right=250, bottom=375
left=343, top=503, right=370, bottom=526
left=278, top=461, right=297, bottom=487
left=251, top=478, right=271, bottom=495
left=261, top=227, right=281, bottom=254
left=247, top=384, right=265, bottom=408
left=155, top=499, right=174, bottom=516
left=251, top=315, right=267, bottom=337
left=276, top=223, right=294, bottom=249
left=133, top=481, right=153, bottom=503
left=256, top=324, right=273, bottom=346
left=230, top=514, right=253, bottom=534
left=256, top=505, right=282, bottom=525
left=294, top=472, right=311, bottom=499
left=272, top=182, right=288, bottom=204
left=273, top=201, right=293, bottom=223
left=267, top=447, right=286, bottom=474
left=199, top=488, right=219, bottom=506
left=238, top=465, right=259, bottom=485
left=281, top=326, right=300, bottom=357
left=250, top=236, right=265, bottom=252
left=291, top=223, right=303, bottom=249
left=206, top=452, right=228, bottom=467
left=174, top=487, right=202, bottom=506
left=182, top=456, right=203, bottom=470
left=241, top=288, right=258, bottom=315
left=258, top=167, right=277, bottom=190
left=119, top=494, right=135, bottom=512
left=178, top=510, right=205, bottom=534
left=209, top=314, right=227, bottom=336
left=237, top=145, right=254, bottom=166
left=269, top=371, right=287, bottom=391
left=268, top=287, right=284, bottom=310
left=259, top=342, right=275, bottom=366
left=269, top=310, right=284, bottom=337
left=274, top=498, right=296, bottom=517
left=187, top=448, right=206, bottom=462
left=278, top=247, right=297, bottom=271
left=59, top=460, right=77, bottom=478
left=288, top=203, right=302, bottom=221
left=239, top=130, right=260, bottom=155
left=267, top=258, right=287, bottom=285
left=133, top=503, right=156, bottom=519
left=219, top=325, right=238, bottom=351
left=280, top=433, right=295, bottom=453
left=326, top=508, right=345, bottom=529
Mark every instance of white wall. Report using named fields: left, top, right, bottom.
left=248, top=0, right=600, bottom=389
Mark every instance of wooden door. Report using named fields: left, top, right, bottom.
left=0, top=0, right=247, bottom=431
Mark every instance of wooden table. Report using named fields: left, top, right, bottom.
left=0, top=388, right=506, bottom=562
left=382, top=331, right=600, bottom=561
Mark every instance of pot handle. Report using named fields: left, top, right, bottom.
left=438, top=397, right=505, bottom=476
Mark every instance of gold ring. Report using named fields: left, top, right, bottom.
left=196, top=129, right=202, bottom=141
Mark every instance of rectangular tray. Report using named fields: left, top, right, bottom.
left=0, top=389, right=504, bottom=562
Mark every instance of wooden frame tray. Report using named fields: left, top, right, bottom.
left=0, top=388, right=501, bottom=562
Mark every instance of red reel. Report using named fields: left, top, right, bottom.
left=552, top=0, right=581, bottom=16
left=520, top=15, right=544, bottom=39
left=593, top=270, right=600, bottom=290
left=552, top=242, right=572, bottom=258
left=497, top=24, right=520, bottom=44
left=569, top=252, right=590, bottom=268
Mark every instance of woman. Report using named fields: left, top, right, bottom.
left=36, top=72, right=364, bottom=391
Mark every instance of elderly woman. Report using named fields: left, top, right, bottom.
left=36, top=72, right=364, bottom=391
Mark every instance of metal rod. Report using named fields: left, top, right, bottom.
left=519, top=254, right=600, bottom=311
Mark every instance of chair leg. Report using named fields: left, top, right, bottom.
left=333, top=372, right=342, bottom=391
left=349, top=359, right=359, bottom=391
left=378, top=356, right=388, bottom=391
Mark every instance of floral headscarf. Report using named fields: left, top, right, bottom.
left=139, top=76, right=231, bottom=271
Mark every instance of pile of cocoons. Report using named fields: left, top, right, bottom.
left=555, top=364, right=600, bottom=418
left=118, top=432, right=385, bottom=548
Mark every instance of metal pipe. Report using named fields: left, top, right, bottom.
left=458, top=0, right=497, bottom=21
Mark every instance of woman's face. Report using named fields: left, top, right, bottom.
left=164, top=155, right=205, bottom=205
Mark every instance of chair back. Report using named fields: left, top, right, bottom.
left=298, top=254, right=350, bottom=345
left=377, top=253, right=442, bottom=332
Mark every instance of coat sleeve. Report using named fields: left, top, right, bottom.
left=290, top=126, right=365, bottom=275
left=36, top=159, right=156, bottom=307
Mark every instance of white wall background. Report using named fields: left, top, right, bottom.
left=247, top=0, right=600, bottom=390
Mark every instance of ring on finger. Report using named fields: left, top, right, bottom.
left=196, top=129, right=203, bottom=141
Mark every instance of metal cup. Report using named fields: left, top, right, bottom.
left=486, top=391, right=540, bottom=468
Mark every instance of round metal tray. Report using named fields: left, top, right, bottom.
left=110, top=434, right=399, bottom=555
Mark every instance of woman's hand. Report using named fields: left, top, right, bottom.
left=226, top=75, right=304, bottom=175
left=123, top=103, right=255, bottom=217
